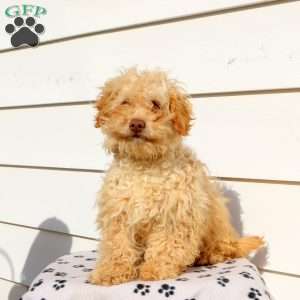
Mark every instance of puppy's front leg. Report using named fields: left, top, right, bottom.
left=90, top=218, right=141, bottom=285
left=140, top=224, right=200, bottom=280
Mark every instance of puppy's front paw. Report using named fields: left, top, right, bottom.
left=89, top=262, right=137, bottom=285
left=139, top=261, right=181, bottom=281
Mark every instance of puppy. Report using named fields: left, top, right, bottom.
left=90, top=68, right=263, bottom=285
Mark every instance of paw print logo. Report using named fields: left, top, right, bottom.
left=240, top=271, right=254, bottom=279
left=53, top=279, right=67, bottom=290
left=248, top=288, right=262, bottom=299
left=30, top=279, right=43, bottom=291
left=217, top=276, right=230, bottom=287
left=5, top=16, right=45, bottom=47
left=133, top=283, right=150, bottom=296
left=158, top=284, right=176, bottom=297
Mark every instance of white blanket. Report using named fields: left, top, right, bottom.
left=21, top=250, right=273, bottom=300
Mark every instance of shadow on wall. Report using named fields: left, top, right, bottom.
left=221, top=184, right=269, bottom=268
left=9, top=218, right=72, bottom=300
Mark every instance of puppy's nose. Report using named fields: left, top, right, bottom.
left=129, top=119, right=146, bottom=133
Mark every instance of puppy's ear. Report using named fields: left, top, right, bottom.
left=94, top=91, right=111, bottom=128
left=169, top=88, right=192, bottom=136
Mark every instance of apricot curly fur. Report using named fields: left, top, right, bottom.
left=90, top=68, right=264, bottom=285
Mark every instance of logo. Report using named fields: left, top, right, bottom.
left=4, top=4, right=47, bottom=47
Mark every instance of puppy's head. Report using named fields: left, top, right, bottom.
left=95, top=68, right=192, bottom=161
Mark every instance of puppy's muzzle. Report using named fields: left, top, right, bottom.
left=129, top=119, right=146, bottom=136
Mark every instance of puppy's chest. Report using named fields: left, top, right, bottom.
left=102, top=163, right=192, bottom=219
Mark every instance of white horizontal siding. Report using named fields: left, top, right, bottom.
left=1, top=93, right=300, bottom=181
left=1, top=1, right=299, bottom=298
left=0, top=1, right=300, bottom=106
left=0, top=167, right=102, bottom=238
left=221, top=180, right=300, bottom=275
left=0, top=0, right=275, bottom=50
left=262, top=272, right=300, bottom=300
left=0, top=279, right=27, bottom=300
left=0, top=223, right=97, bottom=286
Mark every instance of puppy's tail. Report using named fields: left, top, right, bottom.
left=233, top=236, right=264, bottom=257
left=195, top=236, right=265, bottom=266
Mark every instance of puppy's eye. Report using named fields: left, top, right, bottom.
left=151, top=100, right=161, bottom=111
left=121, top=99, right=129, bottom=105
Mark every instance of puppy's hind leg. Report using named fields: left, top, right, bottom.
left=196, top=188, right=264, bottom=265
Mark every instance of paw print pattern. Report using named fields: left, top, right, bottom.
left=73, top=264, right=84, bottom=268
left=23, top=251, right=267, bottom=300
left=217, top=276, right=230, bottom=287
left=222, top=266, right=236, bottom=270
left=82, top=268, right=93, bottom=272
left=193, top=269, right=207, bottom=273
left=5, top=16, right=44, bottom=47
left=240, top=271, right=254, bottom=279
left=225, top=260, right=236, bottom=264
left=219, top=270, right=231, bottom=274
left=205, top=265, right=218, bottom=270
left=30, top=279, right=43, bottom=291
left=54, top=272, right=67, bottom=277
left=158, top=284, right=176, bottom=297
left=42, top=268, right=55, bottom=273
left=53, top=280, right=67, bottom=291
left=133, top=283, right=151, bottom=295
left=198, top=274, right=212, bottom=278
left=248, top=288, right=262, bottom=299
left=176, top=277, right=189, bottom=281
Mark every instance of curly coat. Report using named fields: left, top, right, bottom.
left=90, top=68, right=263, bottom=285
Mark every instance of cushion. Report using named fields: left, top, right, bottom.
left=21, top=250, right=273, bottom=300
